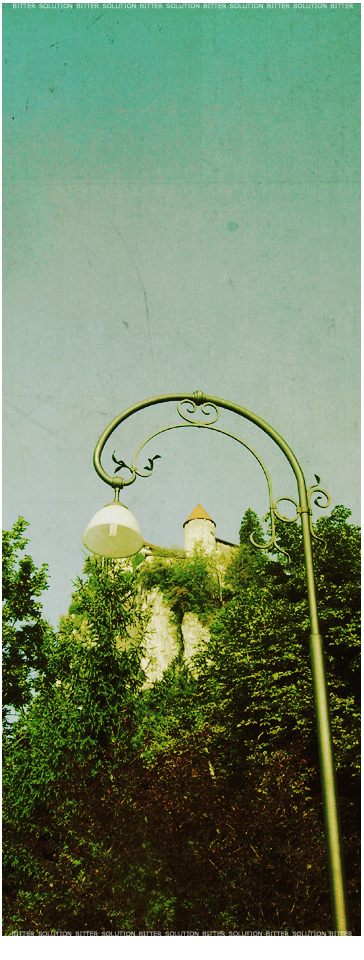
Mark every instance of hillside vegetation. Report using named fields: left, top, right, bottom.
left=2, top=507, right=360, bottom=934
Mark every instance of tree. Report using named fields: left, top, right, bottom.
left=239, top=507, right=265, bottom=547
left=192, top=505, right=360, bottom=930
left=3, top=553, right=148, bottom=934
left=3, top=508, right=360, bottom=934
left=195, top=506, right=360, bottom=774
left=2, top=518, right=52, bottom=725
left=49, top=554, right=147, bottom=746
left=221, top=509, right=267, bottom=601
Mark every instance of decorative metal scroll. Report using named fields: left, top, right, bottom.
left=108, top=398, right=330, bottom=561
left=307, top=475, right=331, bottom=542
left=177, top=398, right=220, bottom=426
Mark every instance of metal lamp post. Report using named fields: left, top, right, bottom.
left=83, top=390, right=349, bottom=934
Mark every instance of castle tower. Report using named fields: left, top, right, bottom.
left=183, top=505, right=216, bottom=556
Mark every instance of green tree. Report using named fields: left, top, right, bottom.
left=192, top=505, right=360, bottom=930
left=2, top=517, right=52, bottom=725
left=239, top=507, right=265, bottom=547
left=194, top=506, right=360, bottom=775
left=138, top=551, right=220, bottom=622
left=49, top=554, right=147, bottom=746
left=3, top=553, right=148, bottom=934
left=224, top=508, right=267, bottom=595
left=3, top=508, right=360, bottom=934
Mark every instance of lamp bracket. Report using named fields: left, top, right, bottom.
left=93, top=394, right=330, bottom=562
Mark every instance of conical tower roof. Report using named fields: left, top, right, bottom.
left=183, top=504, right=215, bottom=528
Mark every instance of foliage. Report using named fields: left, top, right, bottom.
left=191, top=505, right=360, bottom=931
left=137, top=551, right=221, bottom=626
left=132, top=662, right=206, bottom=766
left=3, top=730, right=350, bottom=934
left=33, top=554, right=146, bottom=757
left=224, top=509, right=267, bottom=596
left=2, top=518, right=52, bottom=724
left=239, top=507, right=265, bottom=547
left=2, top=507, right=360, bottom=934
left=3, top=549, right=149, bottom=934
left=194, top=506, right=360, bottom=778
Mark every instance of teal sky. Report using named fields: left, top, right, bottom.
left=3, top=3, right=360, bottom=628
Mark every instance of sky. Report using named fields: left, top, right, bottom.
left=2, top=1, right=360, bottom=629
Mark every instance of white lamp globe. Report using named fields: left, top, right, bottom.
left=82, top=501, right=143, bottom=559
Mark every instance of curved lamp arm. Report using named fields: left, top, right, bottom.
left=90, top=389, right=348, bottom=934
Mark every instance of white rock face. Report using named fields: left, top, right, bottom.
left=182, top=612, right=210, bottom=674
left=141, top=589, right=212, bottom=684
left=117, top=508, right=238, bottom=684
left=141, top=588, right=180, bottom=684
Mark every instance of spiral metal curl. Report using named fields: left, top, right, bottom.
left=177, top=398, right=220, bottom=426
left=249, top=483, right=330, bottom=561
left=249, top=510, right=291, bottom=561
left=247, top=498, right=300, bottom=560
left=111, top=407, right=330, bottom=561
left=307, top=476, right=331, bottom=542
left=273, top=496, right=301, bottom=524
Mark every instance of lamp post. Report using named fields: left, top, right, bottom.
left=83, top=390, right=349, bottom=934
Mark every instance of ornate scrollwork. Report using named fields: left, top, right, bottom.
left=143, top=454, right=162, bottom=473
left=251, top=479, right=330, bottom=559
left=273, top=496, right=301, bottom=524
left=110, top=407, right=330, bottom=560
left=112, top=453, right=134, bottom=476
left=263, top=497, right=302, bottom=560
left=112, top=452, right=136, bottom=485
left=248, top=513, right=291, bottom=561
left=307, top=475, right=331, bottom=541
left=112, top=450, right=162, bottom=484
left=248, top=496, right=302, bottom=560
left=177, top=398, right=220, bottom=426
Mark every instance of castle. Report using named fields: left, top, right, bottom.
left=139, top=505, right=237, bottom=683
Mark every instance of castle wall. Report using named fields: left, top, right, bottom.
left=184, top=518, right=216, bottom=556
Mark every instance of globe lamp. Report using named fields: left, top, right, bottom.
left=83, top=500, right=143, bottom=559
